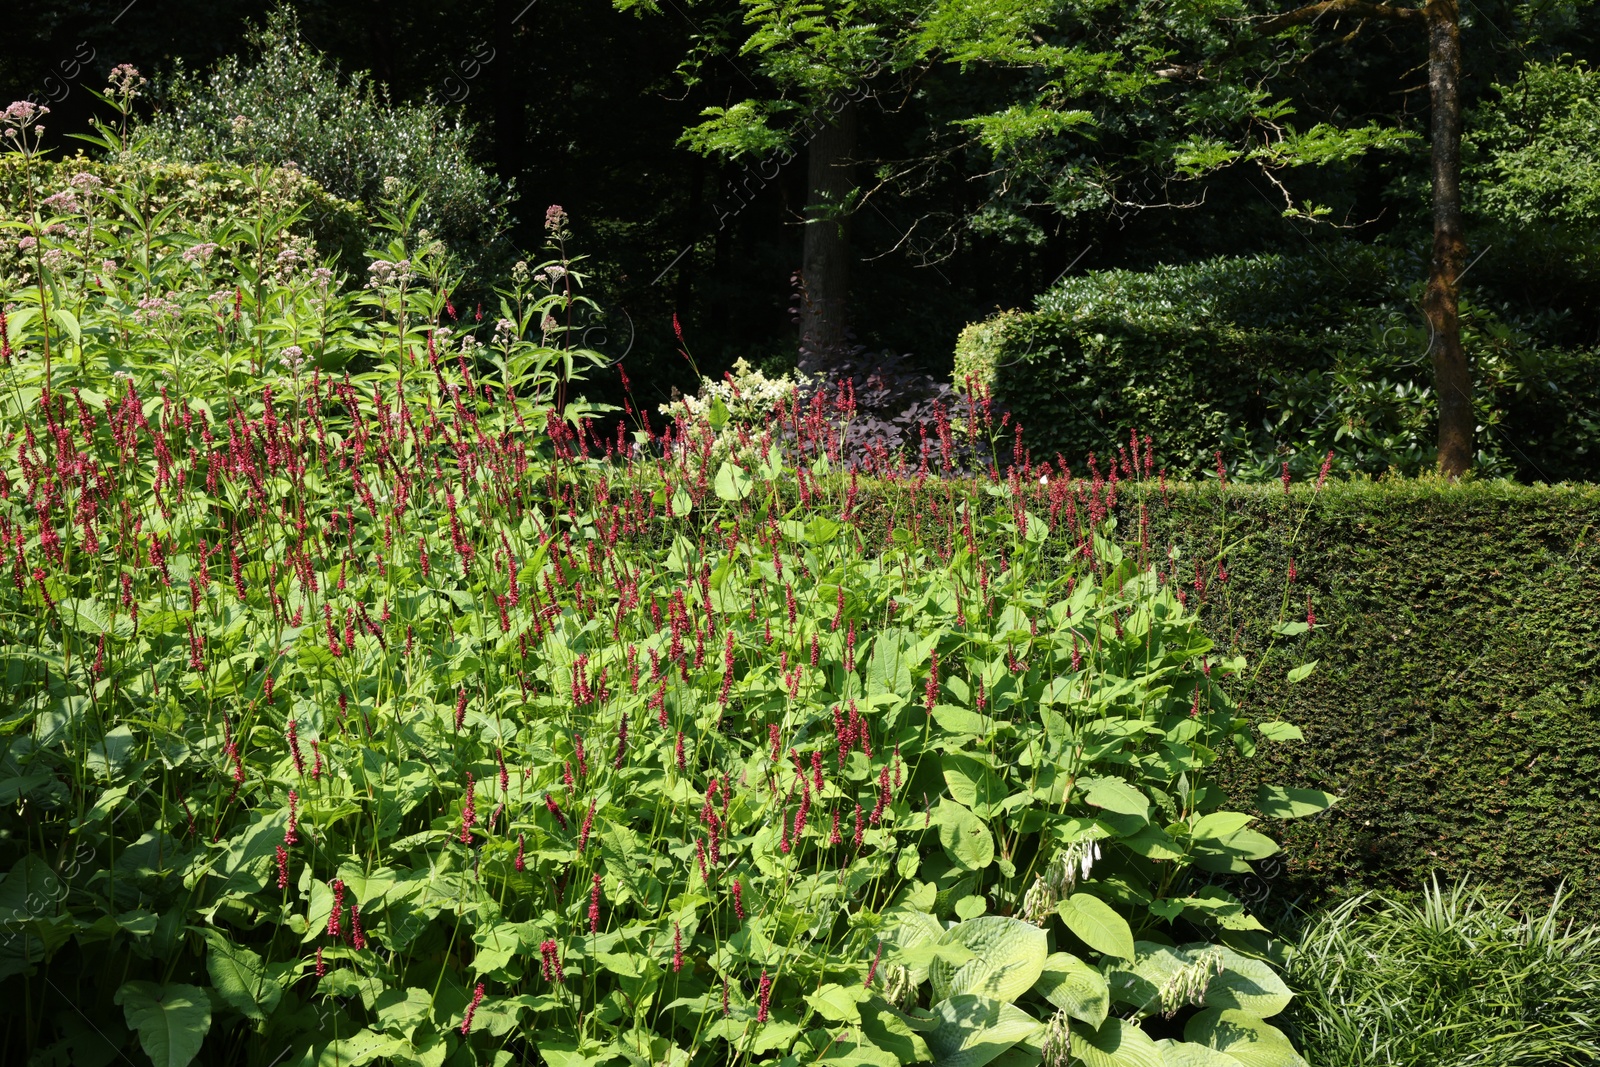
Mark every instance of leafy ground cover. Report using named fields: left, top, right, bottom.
left=0, top=99, right=1334, bottom=1067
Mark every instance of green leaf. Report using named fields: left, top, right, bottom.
left=1253, top=787, right=1338, bottom=820
left=1183, top=1009, right=1307, bottom=1067
left=1070, top=1017, right=1164, bottom=1067
left=1057, top=894, right=1135, bottom=961
left=806, top=982, right=871, bottom=1022
left=1155, top=1039, right=1249, bottom=1067
left=943, top=754, right=1008, bottom=813
left=1191, top=812, right=1254, bottom=841
left=1203, top=948, right=1293, bottom=1018
left=935, top=800, right=995, bottom=871
left=929, top=916, right=1048, bottom=1004
left=713, top=460, right=753, bottom=502
left=926, top=995, right=1042, bottom=1067
left=115, top=981, right=211, bottom=1067
left=1256, top=722, right=1303, bottom=742
left=1035, top=952, right=1109, bottom=1027
left=1079, top=777, right=1149, bottom=821
left=204, top=930, right=284, bottom=1024
left=1285, top=661, right=1317, bottom=684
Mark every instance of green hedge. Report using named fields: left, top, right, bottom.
left=801, top=474, right=1600, bottom=921
left=1121, top=478, right=1600, bottom=921
left=953, top=251, right=1600, bottom=484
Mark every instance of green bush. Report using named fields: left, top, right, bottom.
left=1284, top=878, right=1600, bottom=1066
left=1122, top=478, right=1600, bottom=924
left=954, top=250, right=1600, bottom=483
left=131, top=5, right=514, bottom=292
left=0, top=154, right=366, bottom=293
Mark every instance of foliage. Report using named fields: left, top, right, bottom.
left=0, top=125, right=1324, bottom=1067
left=954, top=250, right=1600, bottom=481
left=1117, top=478, right=1600, bottom=925
left=1282, top=878, right=1600, bottom=1066
left=1462, top=57, right=1600, bottom=339
left=130, top=5, right=514, bottom=294
left=0, top=153, right=367, bottom=293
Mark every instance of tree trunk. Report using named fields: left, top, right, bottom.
left=798, top=101, right=857, bottom=374
left=1422, top=0, right=1472, bottom=477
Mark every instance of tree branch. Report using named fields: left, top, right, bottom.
left=1257, top=0, right=1424, bottom=35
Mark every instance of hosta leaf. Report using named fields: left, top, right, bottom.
left=929, top=917, right=1048, bottom=1004
left=926, top=995, right=1042, bottom=1067
left=1057, top=893, right=1136, bottom=961
left=1183, top=1008, right=1307, bottom=1067
left=1035, top=951, right=1109, bottom=1027
left=1155, top=1039, right=1249, bottom=1067
left=115, top=981, right=211, bottom=1067
left=1069, top=1017, right=1164, bottom=1067
left=1203, top=948, right=1293, bottom=1018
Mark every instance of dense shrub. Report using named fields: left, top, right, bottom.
left=131, top=5, right=514, bottom=293
left=1121, top=478, right=1600, bottom=923
left=954, top=250, right=1600, bottom=482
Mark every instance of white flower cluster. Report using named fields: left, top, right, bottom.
left=659, top=357, right=809, bottom=423
left=1021, top=837, right=1104, bottom=925
left=1156, top=946, right=1226, bottom=1017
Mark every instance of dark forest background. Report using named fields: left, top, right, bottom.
left=3, top=0, right=1597, bottom=436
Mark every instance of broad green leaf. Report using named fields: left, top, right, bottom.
left=935, top=800, right=995, bottom=871
left=1191, top=812, right=1253, bottom=841
left=1057, top=894, right=1135, bottom=961
left=926, top=994, right=1042, bottom=1067
left=1156, top=1039, right=1249, bottom=1067
left=204, top=930, right=284, bottom=1024
left=943, top=754, right=1008, bottom=813
left=929, top=916, right=1048, bottom=1004
left=115, top=981, right=211, bottom=1067
left=1183, top=1009, right=1307, bottom=1067
left=713, top=460, right=753, bottom=502
left=1070, top=1017, right=1164, bottom=1067
left=933, top=704, right=992, bottom=737
left=806, top=982, right=870, bottom=1022
left=1254, top=786, right=1338, bottom=820
left=1079, top=777, right=1149, bottom=820
left=1256, top=722, right=1303, bottom=742
left=1286, top=661, right=1317, bottom=684
left=1035, top=952, right=1109, bottom=1027
left=1203, top=948, right=1293, bottom=1018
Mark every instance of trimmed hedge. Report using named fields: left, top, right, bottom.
left=781, top=472, right=1598, bottom=920
left=1123, top=478, right=1600, bottom=921
left=953, top=251, right=1600, bottom=484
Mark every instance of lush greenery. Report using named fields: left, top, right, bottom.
left=128, top=7, right=514, bottom=295
left=0, top=109, right=1334, bottom=1066
left=5, top=0, right=1598, bottom=433
left=954, top=249, right=1600, bottom=481
left=1283, top=878, right=1600, bottom=1066
left=1118, top=477, right=1600, bottom=922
